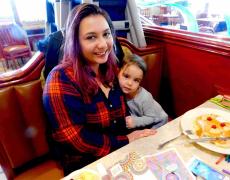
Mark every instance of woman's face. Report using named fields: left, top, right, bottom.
left=79, top=14, right=113, bottom=72
left=118, top=64, right=143, bottom=98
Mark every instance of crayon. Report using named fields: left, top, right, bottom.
left=215, top=155, right=226, bottom=165
left=222, top=169, right=230, bottom=175
left=225, top=155, right=230, bottom=162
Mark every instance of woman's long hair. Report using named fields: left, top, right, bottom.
left=63, top=3, right=118, bottom=97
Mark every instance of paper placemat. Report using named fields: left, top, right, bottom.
left=106, top=148, right=195, bottom=179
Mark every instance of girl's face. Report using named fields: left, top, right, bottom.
left=118, top=64, right=143, bottom=98
left=79, top=14, right=113, bottom=73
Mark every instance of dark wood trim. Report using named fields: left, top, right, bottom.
left=118, top=37, right=163, bottom=54
left=0, top=52, right=44, bottom=88
left=144, top=26, right=230, bottom=57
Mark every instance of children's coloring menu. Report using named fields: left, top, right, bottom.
left=106, top=148, right=195, bottom=180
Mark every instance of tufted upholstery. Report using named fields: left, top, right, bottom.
left=0, top=38, right=163, bottom=179
left=0, top=80, right=48, bottom=167
left=0, top=81, right=64, bottom=179
left=0, top=52, right=63, bottom=179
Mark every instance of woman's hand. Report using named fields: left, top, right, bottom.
left=127, top=129, right=157, bottom=142
left=125, top=116, right=135, bottom=129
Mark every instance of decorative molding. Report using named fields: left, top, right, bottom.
left=118, top=37, right=163, bottom=55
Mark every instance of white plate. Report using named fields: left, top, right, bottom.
left=180, top=107, right=230, bottom=154
left=62, top=168, right=101, bottom=180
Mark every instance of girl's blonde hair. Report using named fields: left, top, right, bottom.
left=121, top=54, right=147, bottom=75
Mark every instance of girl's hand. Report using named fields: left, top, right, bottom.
left=125, top=116, right=135, bottom=129
left=127, top=129, right=157, bottom=142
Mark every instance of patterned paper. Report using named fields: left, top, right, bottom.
left=106, top=149, right=195, bottom=180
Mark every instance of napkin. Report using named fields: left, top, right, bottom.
left=211, top=85, right=230, bottom=110
left=209, top=96, right=230, bottom=110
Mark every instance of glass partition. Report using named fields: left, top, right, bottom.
left=136, top=0, right=230, bottom=38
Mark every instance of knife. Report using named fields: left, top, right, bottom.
left=188, top=136, right=230, bottom=143
left=157, top=136, right=230, bottom=150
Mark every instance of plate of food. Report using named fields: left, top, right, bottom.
left=180, top=107, right=230, bottom=154
left=62, top=168, right=101, bottom=180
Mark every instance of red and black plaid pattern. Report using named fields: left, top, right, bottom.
left=43, top=63, right=129, bottom=158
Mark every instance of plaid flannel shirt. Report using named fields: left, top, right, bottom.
left=43, top=63, right=129, bottom=158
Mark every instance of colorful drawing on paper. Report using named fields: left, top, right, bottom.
left=107, top=149, right=195, bottom=180
left=146, top=149, right=194, bottom=180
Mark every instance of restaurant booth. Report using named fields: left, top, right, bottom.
left=0, top=37, right=163, bottom=179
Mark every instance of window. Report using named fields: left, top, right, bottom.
left=15, top=0, right=46, bottom=23
left=135, top=0, right=230, bottom=38
left=0, top=0, right=46, bottom=74
left=0, top=0, right=46, bottom=29
left=0, top=0, right=14, bottom=24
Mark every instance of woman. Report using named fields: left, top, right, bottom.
left=43, top=3, right=156, bottom=175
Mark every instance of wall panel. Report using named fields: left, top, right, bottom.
left=144, top=27, right=230, bottom=117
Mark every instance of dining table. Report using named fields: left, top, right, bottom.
left=63, top=97, right=230, bottom=179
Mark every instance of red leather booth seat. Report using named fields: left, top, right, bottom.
left=0, top=52, right=64, bottom=179
left=0, top=38, right=163, bottom=179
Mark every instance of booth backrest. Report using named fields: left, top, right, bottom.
left=0, top=38, right=163, bottom=179
left=0, top=52, right=56, bottom=179
left=0, top=80, right=48, bottom=167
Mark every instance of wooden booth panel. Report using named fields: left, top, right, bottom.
left=144, top=26, right=230, bottom=117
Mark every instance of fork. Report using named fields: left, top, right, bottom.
left=184, top=130, right=193, bottom=135
left=157, top=130, right=193, bottom=150
left=188, top=136, right=230, bottom=143
left=158, top=134, right=183, bottom=150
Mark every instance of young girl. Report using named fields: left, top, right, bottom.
left=118, top=54, right=168, bottom=129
